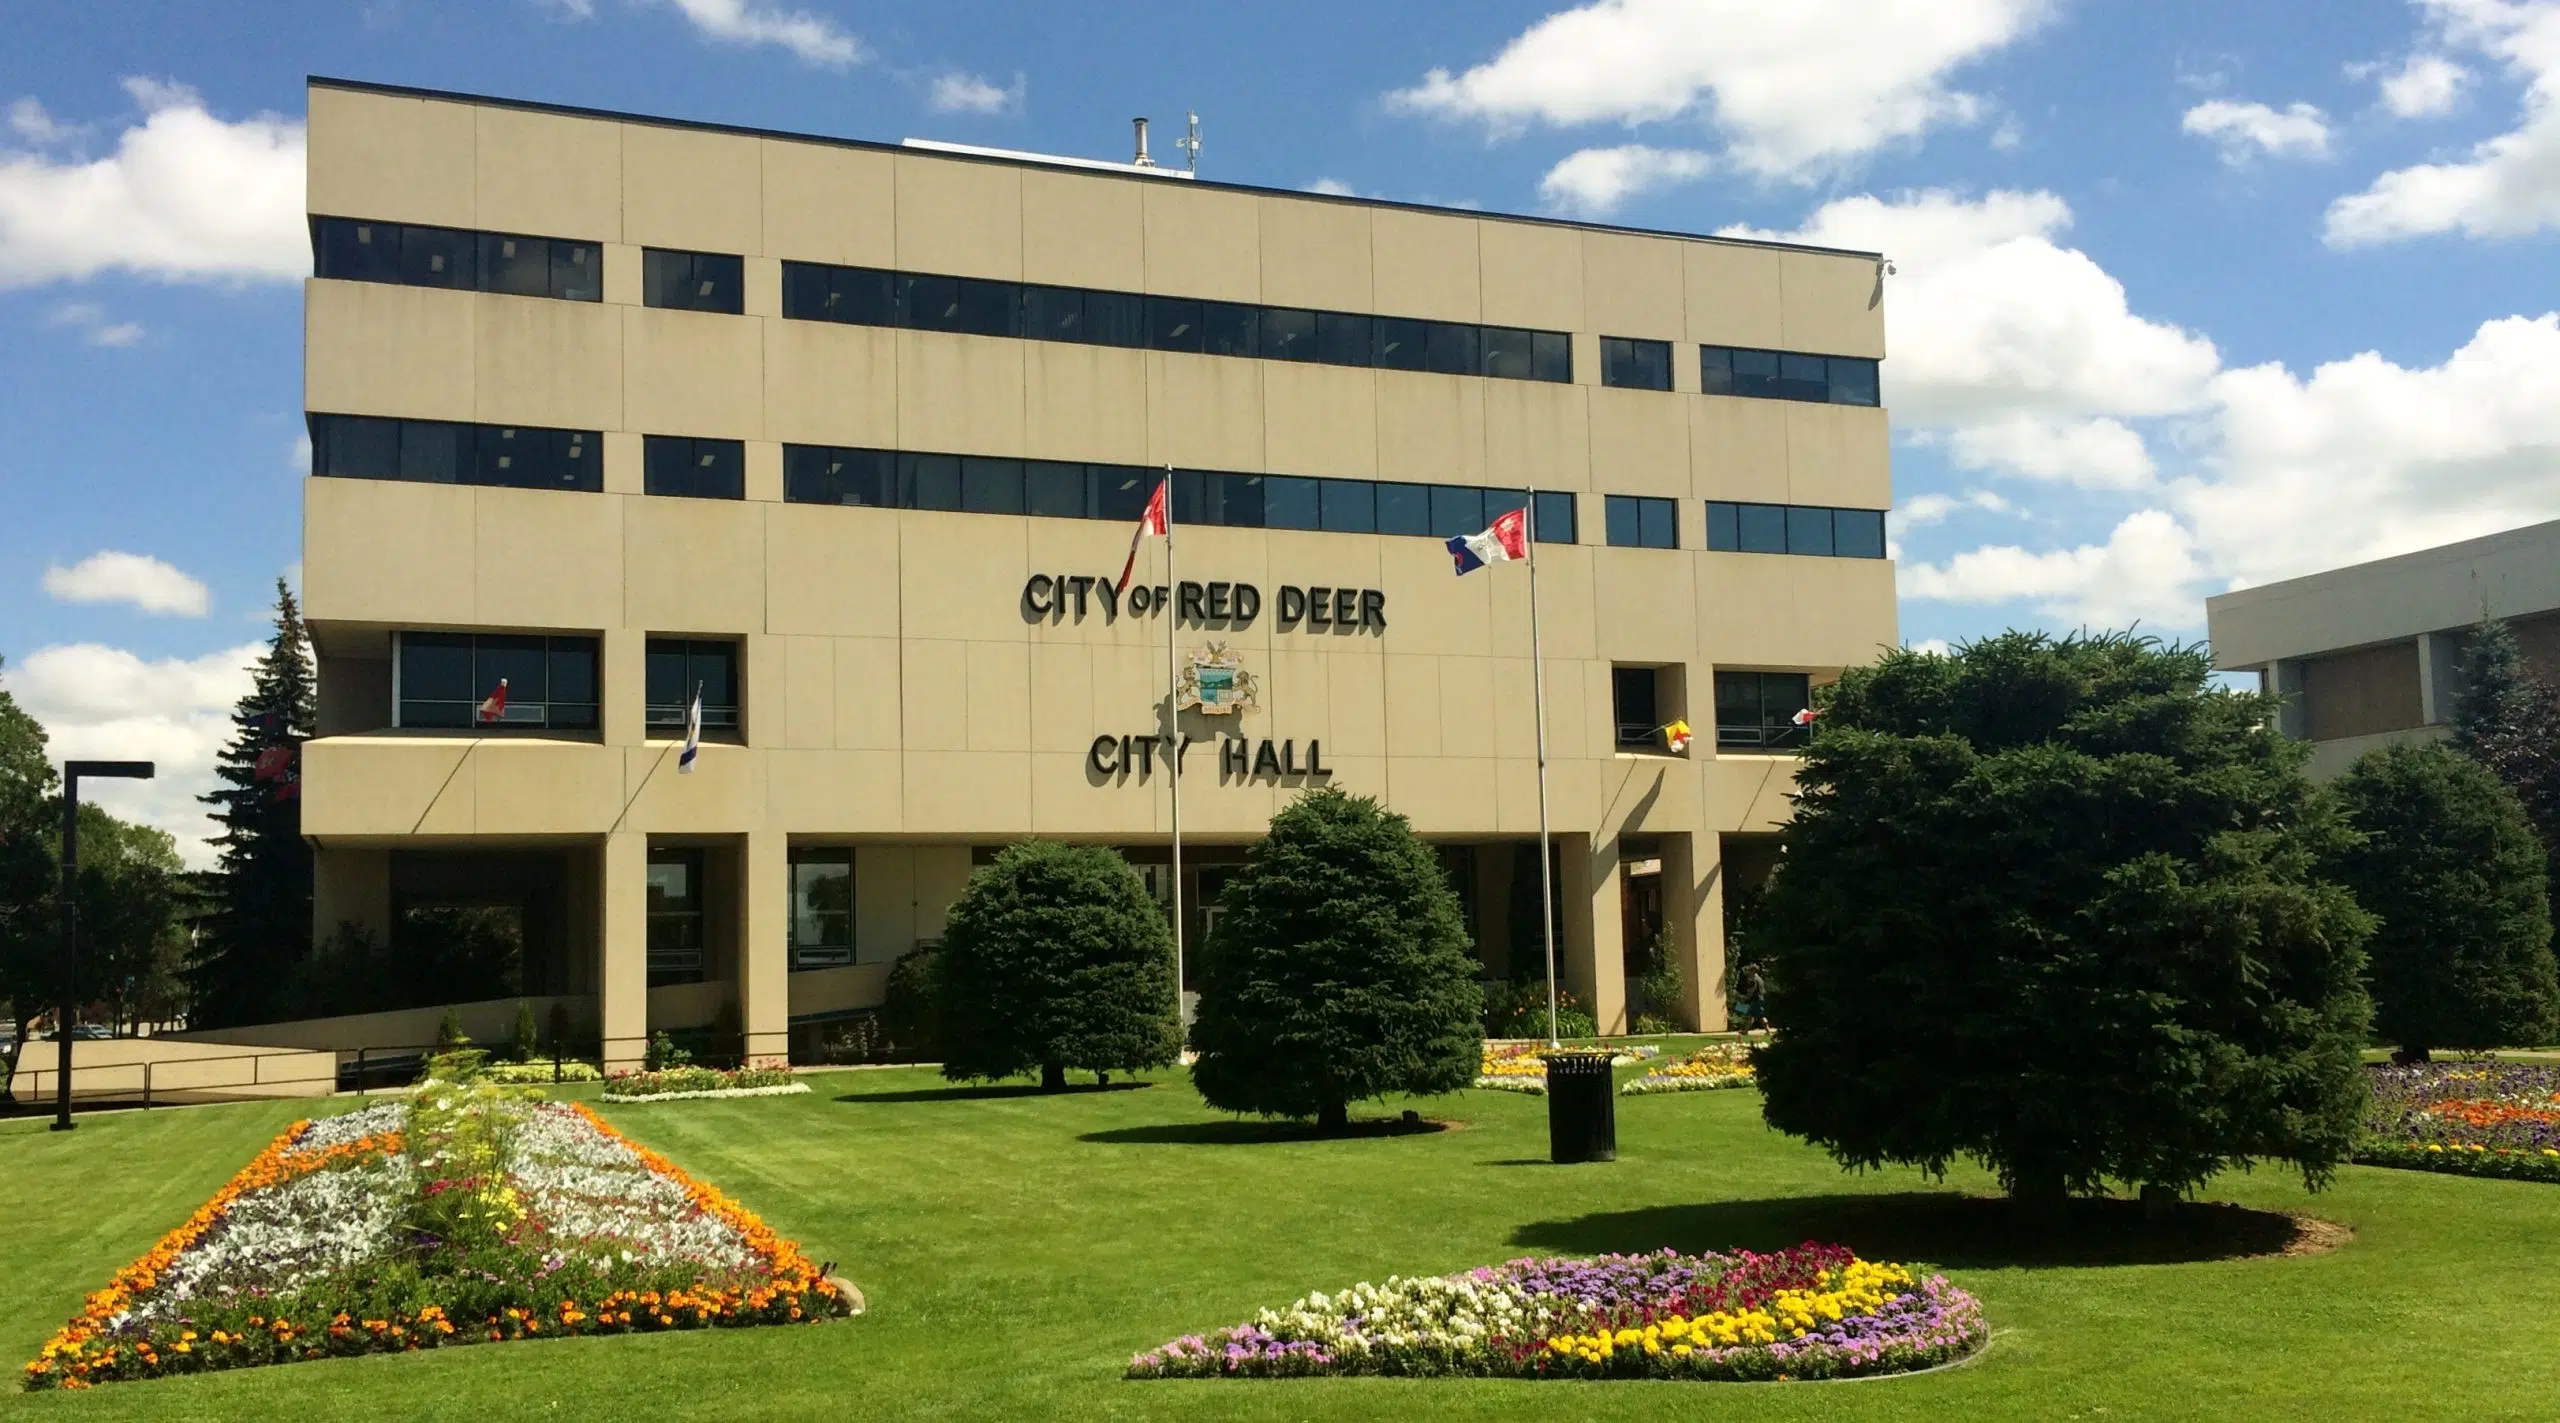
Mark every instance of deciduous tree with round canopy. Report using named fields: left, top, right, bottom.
left=1190, top=787, right=1482, bottom=1132
left=1753, top=632, right=2374, bottom=1209
left=935, top=840, right=1181, bottom=1091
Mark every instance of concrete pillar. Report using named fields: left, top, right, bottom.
left=602, top=628, right=646, bottom=747
left=1561, top=832, right=1628, bottom=1035
left=2265, top=660, right=2307, bottom=740
left=1663, top=831, right=1729, bottom=1033
left=2416, top=632, right=2460, bottom=725
left=740, top=829, right=790, bottom=1064
left=602, top=832, right=649, bottom=1069
left=311, top=846, right=392, bottom=950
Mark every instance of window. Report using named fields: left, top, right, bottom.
left=1715, top=671, right=1814, bottom=751
left=1701, top=345, right=1882, bottom=408
left=1613, top=667, right=1662, bottom=749
left=783, top=445, right=891, bottom=507
left=1706, top=501, right=1888, bottom=559
left=643, top=248, right=744, bottom=315
left=310, top=414, right=601, bottom=492
left=1601, top=336, right=1672, bottom=391
left=1605, top=495, right=1678, bottom=549
left=645, top=638, right=739, bottom=733
left=776, top=259, right=1572, bottom=383
left=646, top=849, right=705, bottom=985
left=960, top=456, right=1025, bottom=515
left=1264, top=475, right=1320, bottom=530
left=788, top=848, right=854, bottom=969
left=1025, top=460, right=1088, bottom=518
left=1533, top=490, right=1577, bottom=545
left=311, top=217, right=601, bottom=302
left=396, top=632, right=598, bottom=732
left=643, top=435, right=745, bottom=500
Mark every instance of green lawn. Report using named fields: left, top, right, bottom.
left=3, top=1066, right=2556, bottom=1421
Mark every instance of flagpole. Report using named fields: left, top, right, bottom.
left=1164, top=466, right=1186, bottom=1037
left=1525, top=493, right=1561, bottom=1051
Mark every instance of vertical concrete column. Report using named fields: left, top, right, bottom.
left=601, top=832, right=650, bottom=1070
left=1662, top=832, right=1729, bottom=1033
left=1560, top=832, right=1628, bottom=1034
left=602, top=628, right=647, bottom=749
left=740, top=829, right=790, bottom=1065
left=2416, top=632, right=2460, bottom=725
left=310, top=846, right=392, bottom=949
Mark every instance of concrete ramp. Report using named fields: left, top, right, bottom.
left=7, top=1037, right=338, bottom=1108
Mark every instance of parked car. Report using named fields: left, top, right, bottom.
left=70, top=1025, right=113, bottom=1040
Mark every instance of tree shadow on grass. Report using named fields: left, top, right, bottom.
left=837, top=1080, right=1157, bottom=1105
left=1082, top=1116, right=1459, bottom=1146
left=1510, top=1192, right=2337, bottom=1270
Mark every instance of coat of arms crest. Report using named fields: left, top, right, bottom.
left=1177, top=641, right=1259, bottom=715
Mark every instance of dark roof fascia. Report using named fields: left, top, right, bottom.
left=306, top=75, right=1885, bottom=262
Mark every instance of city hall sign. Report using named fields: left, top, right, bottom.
left=1021, top=575, right=1386, bottom=631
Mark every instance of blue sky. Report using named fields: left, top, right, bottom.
left=3, top=0, right=2557, bottom=857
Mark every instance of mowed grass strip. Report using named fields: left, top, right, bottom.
left=2, top=1066, right=2557, bottom=1421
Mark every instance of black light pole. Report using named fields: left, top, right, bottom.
left=55, top=760, right=153, bottom=1132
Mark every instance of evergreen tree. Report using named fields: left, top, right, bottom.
left=188, top=580, right=315, bottom=1027
left=1191, top=788, right=1483, bottom=1131
left=936, top=841, right=1181, bottom=1090
left=1754, top=632, right=2374, bottom=1208
left=0, top=660, right=60, bottom=1099
left=2449, top=616, right=2560, bottom=907
left=2327, top=742, right=2558, bottom=1059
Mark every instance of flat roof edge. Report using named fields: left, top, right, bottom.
left=2206, top=514, right=2560, bottom=612
left=305, top=74, right=1886, bottom=262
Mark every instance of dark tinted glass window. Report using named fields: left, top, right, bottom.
left=646, top=638, right=740, bottom=731
left=782, top=261, right=833, bottom=320
left=401, top=225, right=476, bottom=289
left=482, top=233, right=550, bottom=297
left=1202, top=301, right=1258, bottom=358
left=1375, top=482, right=1431, bottom=536
left=1534, top=490, right=1577, bottom=544
left=1779, top=352, right=1829, bottom=402
left=399, top=421, right=465, bottom=485
left=1481, top=327, right=1533, bottom=380
left=1786, top=505, right=1834, bottom=556
left=1716, top=671, right=1813, bottom=751
left=1532, top=330, right=1573, bottom=383
left=960, top=457, right=1024, bottom=514
left=838, top=266, right=896, bottom=326
left=1737, top=502, right=1787, bottom=553
left=783, top=445, right=890, bottom=506
left=1206, top=472, right=1264, bottom=528
left=644, top=435, right=745, bottom=500
left=1317, top=311, right=1374, bottom=367
left=1261, top=308, right=1316, bottom=362
left=1732, top=348, right=1782, bottom=397
left=644, top=249, right=743, bottom=314
left=1430, top=484, right=1485, bottom=537
left=899, top=273, right=961, bottom=331
left=1834, top=508, right=1887, bottom=558
left=788, top=848, right=854, bottom=969
left=647, top=848, right=706, bottom=983
left=1605, top=495, right=1675, bottom=549
left=312, top=414, right=598, bottom=492
left=1084, top=290, right=1144, bottom=347
left=1829, top=357, right=1880, bottom=406
left=399, top=633, right=472, bottom=703
left=953, top=278, right=1021, bottom=338
left=315, top=217, right=597, bottom=301
left=1022, top=284, right=1083, bottom=341
left=1374, top=317, right=1429, bottom=372
left=315, top=414, right=399, bottom=479
left=900, top=452, right=961, bottom=511
left=1425, top=322, right=1479, bottom=376
left=312, top=218, right=400, bottom=283
left=1093, top=466, right=1154, bottom=521
left=1707, top=501, right=1741, bottom=551
left=1700, top=345, right=1735, bottom=396
left=1264, top=475, right=1321, bottom=530
left=1485, top=488, right=1529, bottom=524
left=399, top=633, right=596, bottom=732
left=1024, top=461, right=1088, bottom=518
left=1147, top=297, right=1205, bottom=353
left=1600, top=337, right=1670, bottom=390
left=548, top=241, right=599, bottom=301
left=1320, top=478, right=1376, bottom=533
left=1612, top=667, right=1659, bottom=747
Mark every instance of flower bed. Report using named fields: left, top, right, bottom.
left=599, top=1063, right=804, bottom=1102
left=483, top=1060, right=603, bottom=1085
left=1128, top=1245, right=1983, bottom=1382
left=23, top=1077, right=849, bottom=1391
left=1623, top=1043, right=1756, bottom=1095
left=1472, top=1044, right=1659, bottom=1095
left=2356, top=1060, right=2560, bottom=1183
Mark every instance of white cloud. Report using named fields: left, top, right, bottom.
left=2181, top=99, right=2334, bottom=163
left=2326, top=0, right=2560, bottom=244
left=1386, top=0, right=2053, bottom=180
left=1893, top=488, right=2015, bottom=528
left=928, top=71, right=1021, bottom=115
left=45, top=299, right=142, bottom=346
left=1948, top=413, right=2156, bottom=488
left=42, top=551, right=210, bottom=617
left=1304, top=177, right=1358, bottom=196
left=8, top=97, right=78, bottom=145
left=658, top=0, right=860, bottom=66
left=1907, top=637, right=1955, bottom=656
left=0, top=77, right=305, bottom=289
left=291, top=431, right=312, bottom=474
left=2, top=642, right=262, bottom=867
left=2375, top=52, right=2472, bottom=116
left=1900, top=509, right=2206, bottom=628
left=1536, top=144, right=1711, bottom=214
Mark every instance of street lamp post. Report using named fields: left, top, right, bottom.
left=55, top=760, right=153, bottom=1132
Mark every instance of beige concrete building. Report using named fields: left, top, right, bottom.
left=2209, top=518, right=2560, bottom=779
left=296, top=77, right=1898, bottom=1066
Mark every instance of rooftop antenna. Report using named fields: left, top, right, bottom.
left=1176, top=111, right=1201, bottom=172
left=1131, top=116, right=1155, bottom=168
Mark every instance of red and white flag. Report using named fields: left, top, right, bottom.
left=477, top=678, right=510, bottom=723
left=1114, top=477, right=1170, bottom=596
left=1791, top=706, right=1819, bottom=727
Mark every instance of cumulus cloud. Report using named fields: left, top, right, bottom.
left=8, top=97, right=78, bottom=145
left=1894, top=489, right=2015, bottom=529
left=928, top=71, right=1021, bottom=115
left=658, top=0, right=860, bottom=66
left=1386, top=0, right=2053, bottom=180
left=1900, top=510, right=2206, bottom=628
left=0, top=77, right=305, bottom=289
left=2181, top=99, right=2334, bottom=163
left=2374, top=52, right=2472, bottom=116
left=1537, top=144, right=1711, bottom=214
left=44, top=299, right=143, bottom=346
left=1948, top=414, right=2156, bottom=488
left=2326, top=0, right=2560, bottom=244
left=42, top=551, right=210, bottom=617
left=2, top=642, right=262, bottom=867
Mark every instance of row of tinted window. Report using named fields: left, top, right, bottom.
left=1600, top=337, right=1673, bottom=391
left=311, top=217, right=601, bottom=302
left=1604, top=495, right=1679, bottom=549
left=309, top=413, right=599, bottom=492
left=782, top=262, right=1573, bottom=383
left=783, top=445, right=1577, bottom=543
left=397, top=633, right=599, bottom=731
left=646, top=639, right=740, bottom=730
left=1715, top=670, right=1814, bottom=751
left=1702, top=346, right=1880, bottom=407
left=1707, top=501, right=1887, bottom=559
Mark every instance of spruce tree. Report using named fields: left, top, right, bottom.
left=1190, top=788, right=1483, bottom=1131
left=188, top=580, right=316, bottom=1027
left=2449, top=617, right=2560, bottom=909
left=2327, top=743, right=2559, bottom=1058
left=0, top=661, right=59, bottom=1098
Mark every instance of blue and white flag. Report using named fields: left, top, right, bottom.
left=677, top=685, right=702, bottom=774
left=1446, top=506, right=1529, bottom=575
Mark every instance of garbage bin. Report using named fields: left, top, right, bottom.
left=1544, top=1051, right=1618, bottom=1163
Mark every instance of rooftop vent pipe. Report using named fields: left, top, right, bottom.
left=1131, top=117, right=1154, bottom=168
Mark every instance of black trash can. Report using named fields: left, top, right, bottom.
left=1544, top=1051, right=1618, bottom=1163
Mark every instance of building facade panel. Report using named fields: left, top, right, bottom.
left=620, top=121, right=763, bottom=255
left=759, top=139, right=898, bottom=267
left=308, top=88, right=478, bottom=228
left=474, top=105, right=622, bottom=244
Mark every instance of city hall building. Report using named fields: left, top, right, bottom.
left=294, top=77, right=1896, bottom=1066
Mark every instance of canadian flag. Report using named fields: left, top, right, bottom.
left=477, top=679, right=510, bottom=723
left=1791, top=706, right=1819, bottom=727
left=1114, top=477, right=1170, bottom=596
